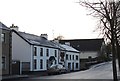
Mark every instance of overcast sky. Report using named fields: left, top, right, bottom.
left=0, top=0, right=102, bottom=40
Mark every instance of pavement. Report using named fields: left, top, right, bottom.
left=1, top=75, right=29, bottom=80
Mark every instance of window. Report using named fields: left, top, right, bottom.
left=72, top=62, right=74, bottom=70
left=73, top=55, right=74, bottom=60
left=46, top=49, right=49, bottom=56
left=34, top=59, right=37, bottom=69
left=66, top=54, right=68, bottom=60
left=70, top=55, right=71, bottom=60
left=68, top=63, right=71, bottom=70
left=76, top=63, right=78, bottom=69
left=40, top=59, right=43, bottom=69
left=55, top=50, right=57, bottom=57
left=34, top=47, right=37, bottom=56
left=2, top=56, right=6, bottom=70
left=40, top=48, right=43, bottom=56
left=46, top=59, right=49, bottom=69
left=1, top=33, right=5, bottom=42
left=76, top=55, right=78, bottom=60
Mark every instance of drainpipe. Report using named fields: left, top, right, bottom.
left=9, top=30, right=12, bottom=75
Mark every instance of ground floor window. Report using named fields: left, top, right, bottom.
left=34, top=59, right=37, bottom=69
left=2, top=56, right=6, bottom=70
left=76, top=63, right=78, bottom=69
left=40, top=59, right=43, bottom=69
left=72, top=62, right=74, bottom=70
left=68, top=63, right=71, bottom=70
left=46, top=59, right=49, bottom=69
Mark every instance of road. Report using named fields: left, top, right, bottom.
left=4, top=61, right=114, bottom=81
left=31, top=61, right=113, bottom=79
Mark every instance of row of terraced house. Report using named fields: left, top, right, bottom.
left=0, top=22, right=105, bottom=76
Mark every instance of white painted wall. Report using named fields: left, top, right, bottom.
left=33, top=46, right=59, bottom=71
left=12, top=32, right=31, bottom=62
left=65, top=51, right=80, bottom=71
left=80, top=51, right=98, bottom=59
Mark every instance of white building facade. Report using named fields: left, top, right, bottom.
left=60, top=45, right=80, bottom=71
left=33, top=46, right=59, bottom=71
left=12, top=30, right=59, bottom=73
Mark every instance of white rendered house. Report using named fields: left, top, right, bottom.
left=11, top=29, right=60, bottom=73
left=60, top=44, right=80, bottom=71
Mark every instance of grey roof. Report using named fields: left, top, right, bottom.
left=60, top=44, right=80, bottom=53
left=18, top=32, right=63, bottom=49
left=59, top=38, right=104, bottom=52
left=0, top=22, right=10, bottom=30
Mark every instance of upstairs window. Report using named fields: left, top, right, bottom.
left=46, top=49, right=49, bottom=56
left=73, top=55, right=74, bottom=60
left=1, top=33, right=5, bottom=42
left=76, top=55, right=78, bottom=60
left=70, top=55, right=71, bottom=60
left=55, top=50, right=57, bottom=57
left=66, top=54, right=68, bottom=60
left=40, top=48, right=43, bottom=56
left=34, top=47, right=37, bottom=56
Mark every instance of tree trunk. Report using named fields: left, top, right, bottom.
left=116, top=40, right=120, bottom=71
left=111, top=38, right=118, bottom=81
left=111, top=23, right=118, bottom=81
left=115, top=35, right=120, bottom=71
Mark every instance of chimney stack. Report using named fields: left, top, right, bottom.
left=10, top=24, right=19, bottom=32
left=41, top=34, right=48, bottom=40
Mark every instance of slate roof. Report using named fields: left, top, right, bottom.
left=0, top=22, right=10, bottom=30
left=60, top=44, right=80, bottom=53
left=59, top=38, right=104, bottom=52
left=16, top=31, right=62, bottom=49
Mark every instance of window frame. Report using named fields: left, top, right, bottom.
left=34, top=59, right=37, bottom=69
left=76, top=55, right=78, bottom=60
left=34, top=47, right=37, bottom=56
left=2, top=56, right=6, bottom=70
left=46, top=49, right=49, bottom=57
left=73, top=55, right=74, bottom=60
left=66, top=54, right=68, bottom=60
left=76, top=63, right=79, bottom=69
left=1, top=33, right=5, bottom=43
left=55, top=50, right=57, bottom=57
left=40, top=48, right=43, bottom=56
left=40, top=59, right=43, bottom=69
left=70, top=55, right=71, bottom=60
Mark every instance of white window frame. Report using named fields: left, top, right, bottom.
left=2, top=56, right=6, bottom=70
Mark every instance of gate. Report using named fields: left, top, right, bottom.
left=12, top=60, right=20, bottom=75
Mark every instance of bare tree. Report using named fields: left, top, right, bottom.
left=79, top=0, right=120, bottom=81
left=54, top=35, right=64, bottom=40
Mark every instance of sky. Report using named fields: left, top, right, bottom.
left=0, top=0, right=102, bottom=40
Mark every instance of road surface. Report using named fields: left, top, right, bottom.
left=32, top=61, right=113, bottom=79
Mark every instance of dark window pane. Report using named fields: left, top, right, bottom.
left=34, top=47, right=37, bottom=56
left=40, top=48, right=43, bottom=56
left=46, top=49, right=49, bottom=56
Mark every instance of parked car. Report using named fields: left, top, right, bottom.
left=47, top=64, right=67, bottom=75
